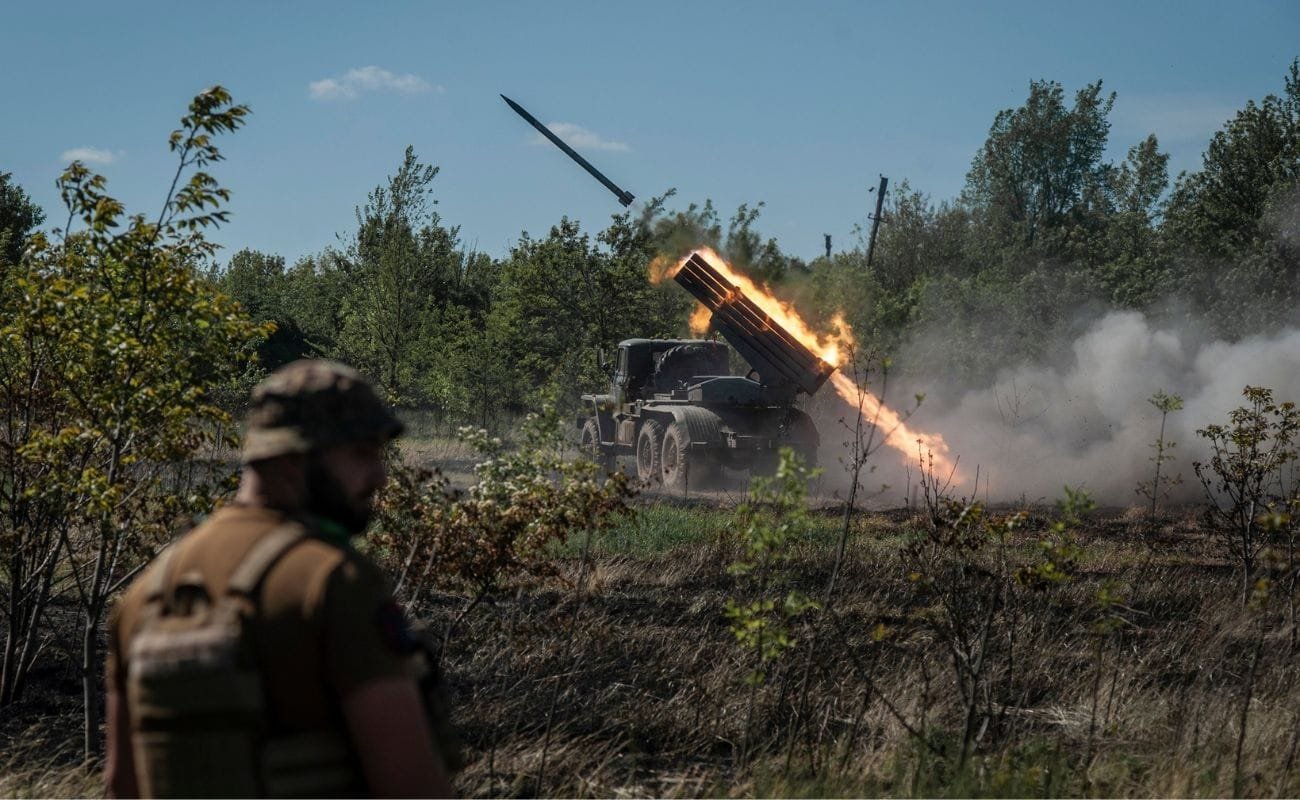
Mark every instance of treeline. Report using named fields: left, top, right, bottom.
left=206, top=62, right=1300, bottom=425
left=208, top=157, right=797, bottom=427
left=804, top=64, right=1300, bottom=387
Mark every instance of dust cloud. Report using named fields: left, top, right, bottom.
left=812, top=312, right=1300, bottom=507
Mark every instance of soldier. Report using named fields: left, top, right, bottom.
left=104, top=360, right=456, bottom=798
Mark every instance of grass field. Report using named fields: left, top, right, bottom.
left=429, top=501, right=1300, bottom=798
left=6, top=475, right=1300, bottom=798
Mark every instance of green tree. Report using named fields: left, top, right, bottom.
left=282, top=249, right=351, bottom=356
left=0, top=176, right=54, bottom=708
left=337, top=146, right=463, bottom=403
left=488, top=204, right=697, bottom=417
left=1164, top=59, right=1300, bottom=334
left=1095, top=134, right=1171, bottom=305
left=1166, top=60, right=1300, bottom=257
left=723, top=202, right=795, bottom=283
left=489, top=219, right=609, bottom=411
left=217, top=248, right=312, bottom=369
left=0, top=172, right=45, bottom=273
left=3, top=87, right=265, bottom=757
left=964, top=79, right=1116, bottom=255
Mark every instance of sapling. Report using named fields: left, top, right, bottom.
left=783, top=348, right=922, bottom=773
left=1194, top=386, right=1300, bottom=603
left=903, top=497, right=1019, bottom=769
left=1135, top=389, right=1183, bottom=533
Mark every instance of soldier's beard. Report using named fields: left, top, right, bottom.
left=305, top=458, right=373, bottom=536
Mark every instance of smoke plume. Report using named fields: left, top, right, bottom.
left=817, top=312, right=1300, bottom=507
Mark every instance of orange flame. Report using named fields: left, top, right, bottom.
left=657, top=246, right=960, bottom=481
left=687, top=305, right=711, bottom=335
left=662, top=247, right=856, bottom=366
left=828, top=372, right=958, bottom=483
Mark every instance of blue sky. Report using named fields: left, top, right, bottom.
left=4, top=1, right=1297, bottom=266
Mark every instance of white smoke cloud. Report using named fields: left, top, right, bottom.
left=308, top=66, right=441, bottom=101
left=61, top=146, right=119, bottom=165
left=533, top=122, right=630, bottom=152
left=916, top=312, right=1300, bottom=505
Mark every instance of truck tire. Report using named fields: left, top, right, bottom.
left=661, top=420, right=720, bottom=492
left=636, top=419, right=665, bottom=484
left=579, top=418, right=615, bottom=473
left=660, top=421, right=690, bottom=492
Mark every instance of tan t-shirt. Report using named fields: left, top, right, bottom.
left=107, top=505, right=414, bottom=733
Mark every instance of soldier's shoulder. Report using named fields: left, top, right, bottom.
left=265, top=525, right=391, bottom=613
left=323, top=542, right=393, bottom=598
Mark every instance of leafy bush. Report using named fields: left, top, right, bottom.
left=1194, top=385, right=1299, bottom=601
left=370, top=404, right=634, bottom=611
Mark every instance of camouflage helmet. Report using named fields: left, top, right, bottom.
left=241, top=360, right=403, bottom=463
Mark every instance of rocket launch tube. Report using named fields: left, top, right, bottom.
left=673, top=253, right=834, bottom=396
left=676, top=256, right=824, bottom=387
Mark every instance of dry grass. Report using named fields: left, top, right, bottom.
left=0, top=722, right=101, bottom=798
left=425, top=505, right=1300, bottom=797
left=8, top=504, right=1300, bottom=797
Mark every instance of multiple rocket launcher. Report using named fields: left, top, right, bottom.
left=502, top=95, right=836, bottom=401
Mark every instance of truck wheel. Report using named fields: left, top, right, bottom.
left=636, top=420, right=665, bottom=484
left=660, top=422, right=691, bottom=492
left=579, top=418, right=615, bottom=473
left=662, top=422, right=720, bottom=492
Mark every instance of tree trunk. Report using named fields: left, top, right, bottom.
left=82, top=610, right=102, bottom=760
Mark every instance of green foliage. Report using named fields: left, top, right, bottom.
left=0, top=172, right=45, bottom=270
left=1136, top=390, right=1184, bottom=521
left=1164, top=59, right=1300, bottom=336
left=724, top=448, right=821, bottom=686
left=1195, top=385, right=1300, bottom=599
left=964, top=79, right=1116, bottom=255
left=371, top=403, right=635, bottom=603
left=1014, top=487, right=1092, bottom=591
left=487, top=207, right=693, bottom=416
left=903, top=486, right=1092, bottom=766
left=214, top=248, right=311, bottom=369
left=336, top=146, right=463, bottom=404
left=0, top=87, right=266, bottom=753
left=281, top=250, right=352, bottom=356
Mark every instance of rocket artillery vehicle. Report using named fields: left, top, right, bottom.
left=578, top=252, right=835, bottom=490
left=498, top=95, right=836, bottom=488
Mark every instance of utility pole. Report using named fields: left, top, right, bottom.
left=866, top=174, right=888, bottom=268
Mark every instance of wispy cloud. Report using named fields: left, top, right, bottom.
left=61, top=146, right=120, bottom=165
left=308, top=66, right=442, bottom=101
left=533, top=122, right=630, bottom=152
left=1113, top=93, right=1241, bottom=145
